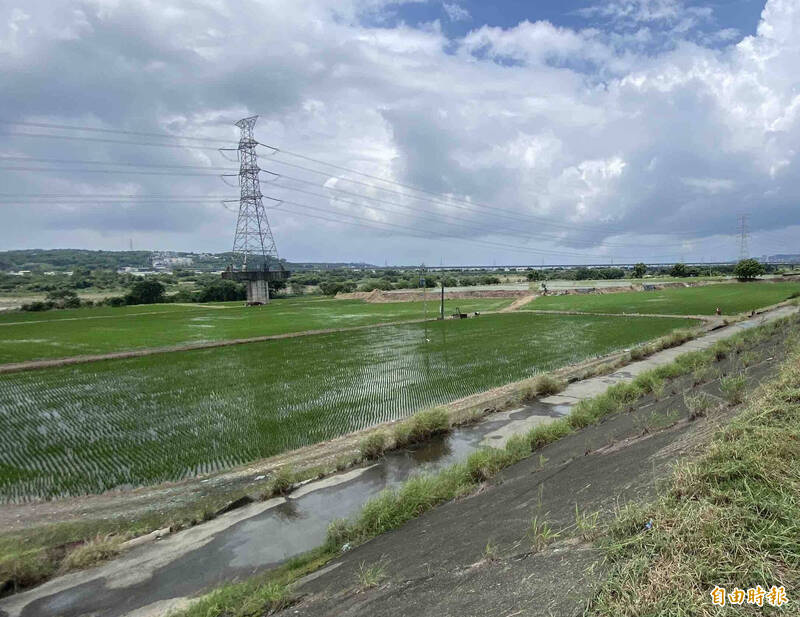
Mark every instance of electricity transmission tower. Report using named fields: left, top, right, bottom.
left=221, top=116, right=288, bottom=304
left=229, top=116, right=279, bottom=271
left=737, top=213, right=750, bottom=261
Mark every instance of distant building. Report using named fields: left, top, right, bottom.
left=150, top=251, right=194, bottom=271
left=767, top=254, right=800, bottom=264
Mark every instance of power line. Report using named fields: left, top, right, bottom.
left=0, top=132, right=224, bottom=150
left=0, top=120, right=235, bottom=144
left=0, top=166, right=230, bottom=177
left=264, top=194, right=685, bottom=260
left=0, top=155, right=236, bottom=172
left=260, top=142, right=704, bottom=237
left=266, top=169, right=697, bottom=250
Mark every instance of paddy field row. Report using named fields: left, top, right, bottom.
left=0, top=297, right=510, bottom=364
left=0, top=312, right=693, bottom=501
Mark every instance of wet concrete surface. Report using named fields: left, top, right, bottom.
left=1, top=305, right=795, bottom=617
left=0, top=407, right=566, bottom=617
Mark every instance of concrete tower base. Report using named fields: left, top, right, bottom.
left=246, top=278, right=270, bottom=305
left=222, top=267, right=289, bottom=306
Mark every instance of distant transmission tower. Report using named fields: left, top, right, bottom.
left=221, top=115, right=288, bottom=304
left=737, top=213, right=750, bottom=260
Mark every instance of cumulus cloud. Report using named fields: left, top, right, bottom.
left=0, top=0, right=797, bottom=264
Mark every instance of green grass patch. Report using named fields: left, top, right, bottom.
left=0, top=296, right=513, bottom=363
left=0, top=313, right=691, bottom=501
left=589, top=341, right=800, bottom=616
left=529, top=282, right=799, bottom=316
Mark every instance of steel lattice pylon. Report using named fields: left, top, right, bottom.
left=230, top=115, right=279, bottom=271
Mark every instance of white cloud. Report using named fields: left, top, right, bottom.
left=442, top=2, right=470, bottom=22
left=0, top=0, right=797, bottom=264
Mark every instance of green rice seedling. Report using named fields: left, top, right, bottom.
left=529, top=282, right=800, bottom=317
left=0, top=312, right=696, bottom=501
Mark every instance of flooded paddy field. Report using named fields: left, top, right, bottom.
left=0, top=312, right=691, bottom=501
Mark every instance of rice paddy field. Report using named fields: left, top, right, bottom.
left=0, top=312, right=694, bottom=501
left=0, top=296, right=511, bottom=364
left=528, top=282, right=800, bottom=315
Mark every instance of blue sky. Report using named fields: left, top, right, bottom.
left=0, top=0, right=798, bottom=265
left=378, top=0, right=764, bottom=41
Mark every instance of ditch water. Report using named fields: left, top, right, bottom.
left=5, top=403, right=566, bottom=617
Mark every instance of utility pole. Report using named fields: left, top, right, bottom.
left=737, top=213, right=750, bottom=261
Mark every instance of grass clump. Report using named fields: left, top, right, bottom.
left=628, top=344, right=652, bottom=361
left=61, top=534, right=121, bottom=571
left=684, top=392, right=717, bottom=420
left=266, top=466, right=295, bottom=497
left=393, top=408, right=450, bottom=448
left=179, top=578, right=292, bottom=617
left=359, top=431, right=388, bottom=460
left=532, top=374, right=566, bottom=396
left=589, top=344, right=800, bottom=616
left=527, top=515, right=560, bottom=552
left=720, top=373, right=747, bottom=405
left=356, top=560, right=387, bottom=590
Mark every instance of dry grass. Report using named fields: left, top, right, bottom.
left=61, top=534, right=121, bottom=571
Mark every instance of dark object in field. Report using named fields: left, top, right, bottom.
left=452, top=306, right=468, bottom=319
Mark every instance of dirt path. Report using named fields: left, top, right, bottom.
left=499, top=294, right=537, bottom=312
left=519, top=307, right=719, bottom=321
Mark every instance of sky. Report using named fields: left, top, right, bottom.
left=0, top=0, right=798, bottom=266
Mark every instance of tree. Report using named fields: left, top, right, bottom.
left=733, top=258, right=766, bottom=281
left=669, top=263, right=688, bottom=277
left=45, top=289, right=81, bottom=309
left=197, top=279, right=245, bottom=302
left=525, top=269, right=544, bottom=281
left=632, top=262, right=647, bottom=278
left=125, top=279, right=165, bottom=305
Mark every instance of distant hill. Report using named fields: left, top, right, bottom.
left=0, top=249, right=376, bottom=272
